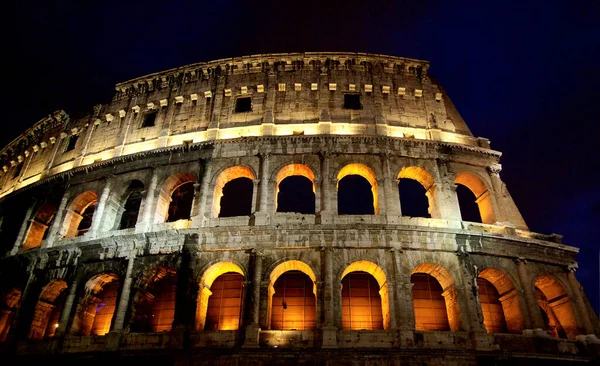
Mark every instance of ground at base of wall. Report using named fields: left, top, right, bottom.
left=5, top=349, right=597, bottom=366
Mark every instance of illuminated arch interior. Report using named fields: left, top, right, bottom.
left=62, top=191, right=98, bottom=238
left=0, top=288, right=22, bottom=342
left=131, top=266, right=177, bottom=333
left=454, top=172, right=496, bottom=224
left=212, top=166, right=255, bottom=217
left=341, top=261, right=390, bottom=330
left=398, top=166, right=435, bottom=218
left=28, top=279, right=68, bottom=340
left=412, top=263, right=461, bottom=331
left=478, top=268, right=524, bottom=333
left=72, top=272, right=119, bottom=336
left=337, top=163, right=379, bottom=214
left=196, top=262, right=245, bottom=331
left=268, top=260, right=317, bottom=330
left=275, top=164, right=316, bottom=212
left=23, top=202, right=57, bottom=250
left=535, top=275, right=578, bottom=339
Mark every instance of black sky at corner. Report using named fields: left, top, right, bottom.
left=5, top=1, right=600, bottom=312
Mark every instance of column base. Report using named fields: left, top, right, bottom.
left=105, top=330, right=124, bottom=351
left=319, top=211, right=336, bottom=225
left=522, top=328, right=551, bottom=338
left=253, top=212, right=270, bottom=226
left=576, top=334, right=600, bottom=344
left=243, top=324, right=261, bottom=348
left=321, top=325, right=338, bottom=348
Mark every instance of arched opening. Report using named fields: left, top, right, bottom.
left=337, top=164, right=378, bottom=215
left=62, top=191, right=98, bottom=238
left=212, top=166, right=255, bottom=218
left=157, top=172, right=196, bottom=223
left=28, top=280, right=68, bottom=340
left=167, top=182, right=195, bottom=222
left=23, top=202, right=57, bottom=250
left=71, top=273, right=120, bottom=336
left=268, top=261, right=317, bottom=330
left=341, top=261, right=390, bottom=330
left=478, top=268, right=524, bottom=334
left=454, top=172, right=495, bottom=224
left=219, top=178, right=253, bottom=217
left=535, top=275, right=578, bottom=339
left=341, top=272, right=383, bottom=330
left=398, top=166, right=435, bottom=218
left=131, top=267, right=177, bottom=332
left=196, top=262, right=245, bottom=331
left=412, top=263, right=461, bottom=332
left=118, top=180, right=144, bottom=230
left=205, top=273, right=244, bottom=331
left=275, top=164, right=316, bottom=214
left=0, top=288, right=21, bottom=342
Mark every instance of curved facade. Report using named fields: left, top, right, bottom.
left=0, top=52, right=598, bottom=364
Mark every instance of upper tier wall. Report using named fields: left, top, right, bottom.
left=0, top=53, right=485, bottom=199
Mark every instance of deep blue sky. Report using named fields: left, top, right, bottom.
left=5, top=1, right=599, bottom=313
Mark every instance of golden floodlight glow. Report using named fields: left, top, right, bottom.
left=454, top=172, right=496, bottom=224
left=212, top=166, right=255, bottom=217
left=337, top=163, right=379, bottom=214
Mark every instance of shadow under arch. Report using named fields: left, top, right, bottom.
left=412, top=263, right=462, bottom=331
left=157, top=172, right=197, bottom=222
left=397, top=166, right=435, bottom=218
left=196, top=262, right=245, bottom=331
left=71, top=272, right=120, bottom=336
left=535, top=274, right=579, bottom=339
left=341, top=260, right=391, bottom=330
left=275, top=163, right=316, bottom=213
left=337, top=163, right=379, bottom=214
left=62, top=191, right=98, bottom=238
left=130, top=266, right=177, bottom=332
left=478, top=268, right=524, bottom=334
left=267, top=260, right=317, bottom=330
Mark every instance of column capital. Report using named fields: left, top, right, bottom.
left=514, top=257, right=527, bottom=265
left=486, top=163, right=502, bottom=177
left=567, top=262, right=578, bottom=273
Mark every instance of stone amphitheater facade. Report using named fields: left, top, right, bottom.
left=0, top=52, right=598, bottom=365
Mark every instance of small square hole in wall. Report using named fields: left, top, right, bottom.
left=64, top=135, right=78, bottom=152
left=235, top=97, right=252, bottom=113
left=142, top=111, right=157, bottom=128
left=343, top=94, right=361, bottom=110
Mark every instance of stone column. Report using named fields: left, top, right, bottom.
left=10, top=201, right=36, bottom=254
left=189, top=182, right=202, bottom=217
left=254, top=153, right=271, bottom=225
left=319, top=152, right=335, bottom=223
left=456, top=253, right=487, bottom=333
left=244, top=250, right=263, bottom=348
left=431, top=159, right=462, bottom=223
left=392, top=249, right=414, bottom=330
left=381, top=153, right=400, bottom=219
left=88, top=176, right=113, bottom=237
left=194, top=160, right=213, bottom=224
left=515, top=257, right=544, bottom=331
left=44, top=191, right=71, bottom=248
left=566, top=264, right=595, bottom=335
left=112, top=253, right=136, bottom=331
left=137, top=168, right=159, bottom=232
left=55, top=279, right=78, bottom=336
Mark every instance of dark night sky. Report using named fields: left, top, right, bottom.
left=5, top=1, right=599, bottom=313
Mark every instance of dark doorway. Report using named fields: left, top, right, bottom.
left=338, top=175, right=374, bottom=215
left=219, top=178, right=253, bottom=217
left=277, top=176, right=315, bottom=214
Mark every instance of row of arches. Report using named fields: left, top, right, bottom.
left=1, top=261, right=581, bottom=341
left=22, top=163, right=495, bottom=250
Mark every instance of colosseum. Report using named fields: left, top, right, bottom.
left=0, top=52, right=597, bottom=365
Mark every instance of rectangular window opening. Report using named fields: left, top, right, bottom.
left=344, top=94, right=362, bottom=110
left=142, top=111, right=157, bottom=128
left=65, top=135, right=78, bottom=152
left=234, top=97, right=252, bottom=113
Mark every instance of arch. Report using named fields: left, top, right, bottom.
left=275, top=164, right=316, bottom=213
left=23, top=202, right=57, bottom=250
left=478, top=268, right=524, bottom=334
left=0, top=288, right=22, bottom=342
left=196, top=262, right=245, bottom=331
left=398, top=166, right=434, bottom=218
left=130, top=266, right=177, bottom=333
left=454, top=172, right=496, bottom=224
left=268, top=260, right=317, bottom=330
left=71, top=272, right=120, bottom=336
left=412, top=263, right=461, bottom=331
left=337, top=163, right=379, bottom=215
left=157, top=172, right=197, bottom=223
left=62, top=191, right=98, bottom=238
left=212, top=166, right=255, bottom=218
left=118, top=180, right=144, bottom=230
left=341, top=261, right=390, bottom=330
left=535, top=274, right=579, bottom=339
left=28, top=279, right=68, bottom=340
